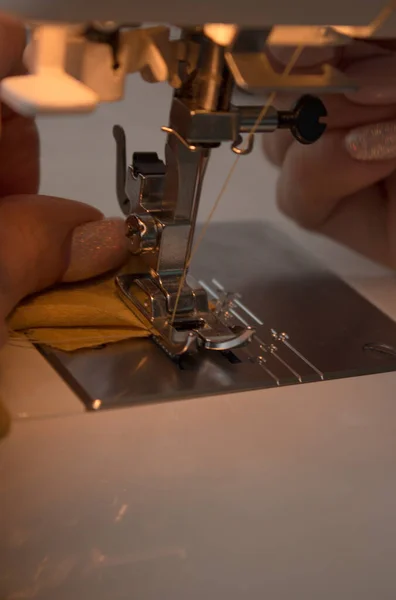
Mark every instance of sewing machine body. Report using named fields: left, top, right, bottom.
left=1, top=0, right=395, bottom=28
left=2, top=1, right=396, bottom=597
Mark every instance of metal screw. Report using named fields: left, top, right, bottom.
left=125, top=213, right=160, bottom=255
left=125, top=215, right=144, bottom=254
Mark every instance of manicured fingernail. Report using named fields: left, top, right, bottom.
left=345, top=56, right=396, bottom=105
left=345, top=120, right=396, bottom=161
left=62, top=217, right=129, bottom=282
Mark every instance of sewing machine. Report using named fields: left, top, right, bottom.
left=2, top=2, right=396, bottom=598
left=0, top=16, right=349, bottom=360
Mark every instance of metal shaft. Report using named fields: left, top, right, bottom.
left=196, top=40, right=225, bottom=111
left=239, top=105, right=278, bottom=133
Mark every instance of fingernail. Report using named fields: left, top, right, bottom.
left=345, top=120, right=396, bottom=161
left=62, top=217, right=129, bottom=283
left=345, top=56, right=396, bottom=105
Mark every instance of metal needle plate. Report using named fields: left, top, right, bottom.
left=38, top=222, right=396, bottom=411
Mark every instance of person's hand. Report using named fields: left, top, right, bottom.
left=263, top=42, right=396, bottom=269
left=0, top=15, right=129, bottom=346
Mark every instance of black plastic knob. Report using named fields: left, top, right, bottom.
left=278, top=95, right=327, bottom=145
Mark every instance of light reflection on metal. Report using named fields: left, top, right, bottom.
left=271, top=329, right=324, bottom=380
left=201, top=277, right=323, bottom=384
left=212, top=278, right=264, bottom=325
left=198, top=280, right=250, bottom=326
left=268, top=344, right=302, bottom=383
left=255, top=355, right=280, bottom=386
left=254, top=333, right=302, bottom=383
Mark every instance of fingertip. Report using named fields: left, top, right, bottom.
left=62, top=217, right=129, bottom=283
left=0, top=195, right=112, bottom=313
left=276, top=129, right=396, bottom=230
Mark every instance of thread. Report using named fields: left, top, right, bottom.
left=169, top=44, right=305, bottom=329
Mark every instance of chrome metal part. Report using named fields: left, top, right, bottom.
left=115, top=271, right=255, bottom=357
left=238, top=105, right=278, bottom=133
left=235, top=95, right=327, bottom=150
left=231, top=133, right=255, bottom=155
left=113, top=37, right=329, bottom=359
left=114, top=40, right=262, bottom=357
left=212, top=278, right=264, bottom=326
left=199, top=280, right=251, bottom=327
left=125, top=213, right=160, bottom=255
left=127, top=152, right=166, bottom=213
left=165, top=98, right=239, bottom=144
left=271, top=329, right=324, bottom=380
left=160, top=126, right=198, bottom=151
left=364, top=342, right=396, bottom=359
left=195, top=38, right=225, bottom=111
left=113, top=129, right=167, bottom=215
left=38, top=223, right=396, bottom=411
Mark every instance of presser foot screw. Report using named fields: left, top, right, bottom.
left=278, top=95, right=327, bottom=145
left=125, top=213, right=159, bottom=255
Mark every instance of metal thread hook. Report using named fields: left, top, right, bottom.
left=161, top=126, right=198, bottom=151
left=231, top=133, right=255, bottom=156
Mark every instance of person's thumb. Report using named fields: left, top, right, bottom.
left=0, top=194, right=128, bottom=324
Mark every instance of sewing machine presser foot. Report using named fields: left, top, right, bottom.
left=116, top=273, right=255, bottom=358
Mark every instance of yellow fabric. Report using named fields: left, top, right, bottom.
left=7, top=275, right=150, bottom=351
